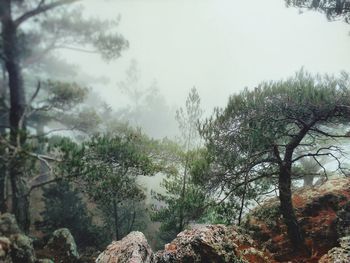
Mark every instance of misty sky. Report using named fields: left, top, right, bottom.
left=60, top=0, right=350, bottom=113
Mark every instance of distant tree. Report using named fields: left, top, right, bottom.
left=200, top=70, right=350, bottom=248
left=152, top=88, right=207, bottom=243
left=286, top=0, right=350, bottom=23
left=116, top=60, right=177, bottom=138
left=175, top=87, right=203, bottom=231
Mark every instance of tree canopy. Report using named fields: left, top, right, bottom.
left=200, top=70, right=350, bottom=247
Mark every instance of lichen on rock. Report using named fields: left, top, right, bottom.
left=154, top=225, right=272, bottom=263
left=319, top=236, right=350, bottom=263
left=96, top=231, right=153, bottom=263
left=43, top=228, right=79, bottom=263
left=10, top=233, right=36, bottom=263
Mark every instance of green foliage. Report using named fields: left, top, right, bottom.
left=0, top=0, right=129, bottom=237
left=151, top=162, right=207, bottom=243
left=56, top=130, right=158, bottom=239
left=152, top=88, right=206, bottom=244
left=37, top=181, right=107, bottom=249
left=38, top=8, right=129, bottom=61
left=44, top=81, right=88, bottom=109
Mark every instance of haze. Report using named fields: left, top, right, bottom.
left=59, top=0, right=350, bottom=134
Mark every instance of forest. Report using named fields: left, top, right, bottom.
left=0, top=0, right=349, bottom=263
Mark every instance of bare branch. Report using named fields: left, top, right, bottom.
left=55, top=45, right=98, bottom=54
left=27, top=178, right=62, bottom=197
left=310, top=127, right=350, bottom=138
left=0, top=135, right=61, bottom=162
left=29, top=81, right=41, bottom=104
left=216, top=172, right=276, bottom=205
left=313, top=156, right=328, bottom=180
left=292, top=145, right=343, bottom=162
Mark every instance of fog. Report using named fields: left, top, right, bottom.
left=57, top=0, right=350, bottom=132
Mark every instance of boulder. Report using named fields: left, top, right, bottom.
left=10, top=233, right=36, bottom=263
left=318, top=236, right=350, bottom=263
left=0, top=236, right=11, bottom=262
left=43, top=228, right=79, bottom=263
left=96, top=231, right=153, bottom=263
left=154, top=225, right=273, bottom=263
left=37, top=259, right=54, bottom=263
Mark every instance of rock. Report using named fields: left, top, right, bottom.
left=37, top=259, right=54, bottom=263
left=335, top=201, right=350, bottom=237
left=10, top=233, right=36, bottom=263
left=44, top=228, right=79, bottom=263
left=0, top=213, right=21, bottom=237
left=318, top=236, right=350, bottom=263
left=154, top=225, right=273, bottom=263
left=244, top=177, right=350, bottom=262
left=96, top=231, right=153, bottom=263
left=0, top=237, right=11, bottom=262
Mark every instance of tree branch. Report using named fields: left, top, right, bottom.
left=27, top=177, right=62, bottom=197
left=292, top=145, right=343, bottom=162
left=15, top=0, right=81, bottom=27
left=310, top=127, right=350, bottom=138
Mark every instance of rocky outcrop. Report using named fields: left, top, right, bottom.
left=96, top=226, right=272, bottom=263
left=0, top=213, right=36, bottom=263
left=10, top=234, right=36, bottom=263
left=0, top=236, right=11, bottom=262
left=244, top=177, right=350, bottom=262
left=0, top=214, right=79, bottom=263
left=154, top=225, right=273, bottom=263
left=39, top=228, right=79, bottom=263
left=96, top=231, right=153, bottom=263
left=318, top=236, right=350, bottom=263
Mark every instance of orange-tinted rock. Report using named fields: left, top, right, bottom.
left=245, top=177, right=350, bottom=263
left=154, top=225, right=274, bottom=263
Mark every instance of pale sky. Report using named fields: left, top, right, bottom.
left=60, top=0, right=350, bottom=113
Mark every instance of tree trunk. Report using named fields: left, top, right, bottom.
left=278, top=164, right=305, bottom=248
left=1, top=2, right=30, bottom=232
left=0, top=64, right=7, bottom=213
left=9, top=171, right=30, bottom=232
left=113, top=199, right=119, bottom=240
left=0, top=143, right=6, bottom=213
left=178, top=155, right=189, bottom=233
left=37, top=124, right=49, bottom=181
left=238, top=178, right=248, bottom=226
left=0, top=157, right=6, bottom=213
left=303, top=174, right=314, bottom=187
